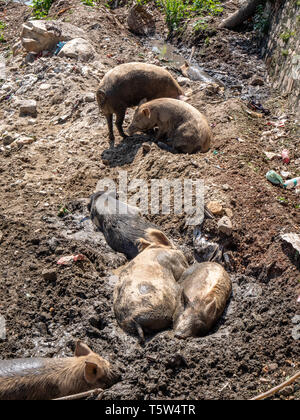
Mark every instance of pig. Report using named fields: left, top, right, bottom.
left=128, top=98, right=212, bottom=154
left=173, top=262, right=232, bottom=339
left=0, top=341, right=119, bottom=400
left=113, top=229, right=189, bottom=343
left=88, top=190, right=161, bottom=260
left=96, top=62, right=183, bottom=144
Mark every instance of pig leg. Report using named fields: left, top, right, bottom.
left=106, top=114, right=115, bottom=145
left=115, top=109, right=127, bottom=138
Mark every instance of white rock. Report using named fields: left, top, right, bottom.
left=21, top=20, right=87, bottom=54
left=218, top=216, right=233, bottom=236
left=58, top=38, right=95, bottom=62
left=84, top=92, right=95, bottom=103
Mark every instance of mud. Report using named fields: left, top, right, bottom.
left=0, top=0, right=299, bottom=400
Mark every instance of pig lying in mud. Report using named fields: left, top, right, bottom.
left=128, top=98, right=212, bottom=154
left=0, top=342, right=119, bottom=400
left=96, top=62, right=183, bottom=144
left=173, top=262, right=232, bottom=339
left=113, top=229, right=189, bottom=343
left=88, top=190, right=161, bottom=260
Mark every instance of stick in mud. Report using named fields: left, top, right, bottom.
left=53, top=388, right=104, bottom=401
left=250, top=371, right=300, bottom=401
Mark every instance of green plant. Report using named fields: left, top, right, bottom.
left=0, top=21, right=6, bottom=30
left=159, top=0, right=187, bottom=33
left=280, top=31, right=295, bottom=42
left=253, top=4, right=269, bottom=35
left=31, top=0, right=54, bottom=19
left=81, top=0, right=95, bottom=5
left=282, top=49, right=289, bottom=56
left=190, top=0, right=223, bottom=15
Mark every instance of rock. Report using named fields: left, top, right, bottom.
left=142, top=143, right=151, bottom=153
left=281, top=233, right=300, bottom=253
left=268, top=363, right=278, bottom=371
left=58, top=38, right=95, bottom=62
left=225, top=208, right=233, bottom=218
left=21, top=20, right=87, bottom=54
left=206, top=201, right=223, bottom=216
left=218, top=216, right=233, bottom=236
left=127, top=4, right=155, bottom=36
left=84, top=92, right=95, bottom=103
left=42, top=269, right=57, bottom=283
left=2, top=132, right=15, bottom=146
left=12, top=41, right=23, bottom=57
left=19, top=100, right=37, bottom=117
left=250, top=75, right=264, bottom=86
left=0, top=231, right=3, bottom=243
left=177, top=76, right=190, bottom=86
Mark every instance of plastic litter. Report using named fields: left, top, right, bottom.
left=57, top=254, right=85, bottom=265
left=281, top=149, right=290, bottom=164
left=280, top=233, right=300, bottom=253
left=54, top=42, right=67, bottom=56
left=284, top=177, right=300, bottom=190
left=266, top=170, right=284, bottom=186
left=247, top=100, right=270, bottom=116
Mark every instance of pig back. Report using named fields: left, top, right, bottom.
left=101, top=63, right=182, bottom=109
left=180, top=262, right=232, bottom=315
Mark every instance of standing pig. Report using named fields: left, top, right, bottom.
left=173, top=262, right=232, bottom=339
left=128, top=98, right=212, bottom=154
left=0, top=342, right=119, bottom=400
left=113, top=229, right=189, bottom=343
left=96, top=62, right=183, bottom=144
left=88, top=190, right=161, bottom=260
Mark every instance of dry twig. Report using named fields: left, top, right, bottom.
left=251, top=371, right=300, bottom=401
left=53, top=388, right=103, bottom=401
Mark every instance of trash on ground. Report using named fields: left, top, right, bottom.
left=284, top=177, right=300, bottom=190
left=57, top=254, right=85, bottom=265
left=247, top=100, right=270, bottom=116
left=54, top=42, right=67, bottom=56
left=281, top=149, right=290, bottom=164
left=266, top=170, right=284, bottom=186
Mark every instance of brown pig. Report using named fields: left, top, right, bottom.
left=96, top=62, right=183, bottom=144
left=113, top=229, right=189, bottom=343
left=128, top=98, right=212, bottom=154
left=173, top=262, right=232, bottom=339
left=0, top=341, right=119, bottom=400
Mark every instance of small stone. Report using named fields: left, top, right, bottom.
left=19, top=100, right=37, bottom=117
left=225, top=208, right=233, bottom=218
left=218, top=216, right=233, bottom=236
left=250, top=75, right=264, bottom=86
left=206, top=201, right=223, bottom=216
left=268, top=363, right=278, bottom=371
left=2, top=132, right=14, bottom=146
left=0, top=231, right=3, bottom=243
left=42, top=269, right=57, bottom=282
left=222, top=184, right=230, bottom=191
left=84, top=92, right=95, bottom=103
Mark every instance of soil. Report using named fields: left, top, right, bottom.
left=0, top=0, right=299, bottom=400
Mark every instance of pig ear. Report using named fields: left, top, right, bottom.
left=142, top=108, right=151, bottom=119
left=137, top=238, right=152, bottom=252
left=206, top=299, right=217, bottom=319
left=84, top=361, right=99, bottom=385
left=138, top=98, right=148, bottom=106
left=96, top=89, right=106, bottom=106
left=75, top=341, right=92, bottom=357
left=145, top=229, right=172, bottom=248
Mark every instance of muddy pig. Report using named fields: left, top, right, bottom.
left=0, top=341, right=119, bottom=400
left=88, top=190, right=161, bottom=260
left=96, top=62, right=183, bottom=144
left=128, top=98, right=212, bottom=154
left=173, top=262, right=232, bottom=339
left=113, top=229, right=189, bottom=343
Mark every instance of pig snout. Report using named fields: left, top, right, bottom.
left=127, top=123, right=137, bottom=137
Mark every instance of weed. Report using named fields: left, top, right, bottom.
left=280, top=31, right=295, bottom=42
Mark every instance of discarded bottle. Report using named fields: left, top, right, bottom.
left=281, top=149, right=290, bottom=164
left=283, top=177, right=300, bottom=189
left=266, top=170, right=284, bottom=186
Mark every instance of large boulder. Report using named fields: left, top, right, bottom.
left=57, top=38, right=95, bottom=62
left=20, top=20, right=87, bottom=54
left=127, top=4, right=155, bottom=36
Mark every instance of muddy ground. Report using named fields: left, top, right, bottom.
left=0, top=0, right=299, bottom=400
